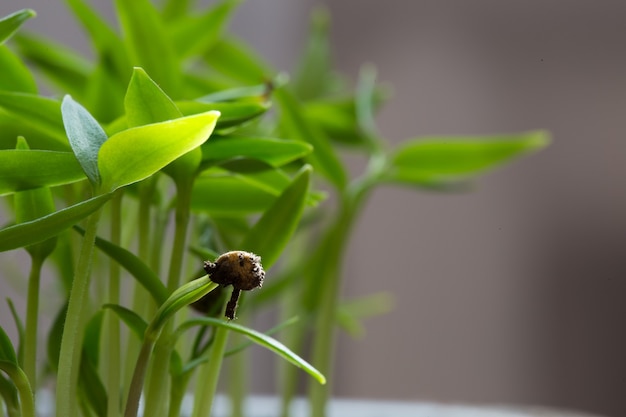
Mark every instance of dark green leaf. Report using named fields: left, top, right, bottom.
left=170, top=0, right=241, bottom=59
left=61, top=95, right=108, bottom=186
left=78, top=227, right=168, bottom=305
left=97, top=111, right=219, bottom=192
left=0, top=372, right=19, bottom=417
left=0, top=9, right=35, bottom=44
left=240, top=165, right=311, bottom=269
left=102, top=304, right=148, bottom=340
left=202, top=136, right=312, bottom=167
left=274, top=87, right=347, bottom=189
left=114, top=0, right=179, bottom=94
left=387, top=130, right=550, bottom=187
left=0, top=46, right=36, bottom=93
left=0, top=148, right=85, bottom=196
left=0, top=326, right=17, bottom=365
left=5, top=299, right=23, bottom=366
left=83, top=311, right=104, bottom=367
left=47, top=304, right=66, bottom=371
left=0, top=193, right=112, bottom=253
left=78, top=349, right=107, bottom=417
left=175, top=317, right=325, bottom=385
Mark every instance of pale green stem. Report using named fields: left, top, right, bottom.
left=56, top=209, right=102, bottom=417
left=106, top=192, right=123, bottom=417
left=190, top=324, right=230, bottom=417
left=143, top=181, right=193, bottom=417
left=123, top=335, right=156, bottom=417
left=23, top=255, right=44, bottom=389
left=228, top=330, right=247, bottom=417
left=0, top=363, right=35, bottom=417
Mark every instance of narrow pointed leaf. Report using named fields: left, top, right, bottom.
left=0, top=326, right=17, bottom=365
left=387, top=130, right=550, bottom=187
left=241, top=165, right=311, bottom=269
left=177, top=100, right=269, bottom=130
left=202, top=136, right=312, bottom=167
left=205, top=37, right=272, bottom=83
left=62, top=95, right=108, bottom=186
left=0, top=193, right=112, bottom=252
left=77, top=227, right=168, bottom=305
left=98, top=111, right=219, bottom=192
left=0, top=9, right=35, bottom=44
left=275, top=88, right=347, bottom=189
left=176, top=317, right=326, bottom=385
left=0, top=149, right=85, bottom=195
left=0, top=46, right=37, bottom=93
left=103, top=304, right=148, bottom=340
left=170, top=0, right=241, bottom=58
left=114, top=0, right=179, bottom=94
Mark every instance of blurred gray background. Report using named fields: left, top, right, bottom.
left=1, top=1, right=626, bottom=416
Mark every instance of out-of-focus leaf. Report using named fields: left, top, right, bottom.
left=170, top=0, right=241, bottom=58
left=205, top=36, right=272, bottom=84
left=0, top=193, right=112, bottom=253
left=62, top=95, right=108, bottom=186
left=13, top=33, right=90, bottom=97
left=0, top=148, right=85, bottom=196
left=0, top=46, right=36, bottom=93
left=0, top=92, right=68, bottom=146
left=114, top=0, right=179, bottom=94
left=0, top=326, right=17, bottom=365
left=5, top=299, right=24, bottom=365
left=240, top=165, right=311, bottom=269
left=201, top=136, right=312, bottom=167
left=103, top=304, right=148, bottom=340
left=274, top=87, right=347, bottom=189
left=386, top=130, right=550, bottom=187
left=177, top=100, right=269, bottom=131
left=0, top=9, right=35, bottom=44
left=97, top=111, right=219, bottom=192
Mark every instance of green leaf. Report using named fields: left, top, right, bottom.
left=0, top=193, right=112, bottom=253
left=177, top=100, right=270, bottom=131
left=274, top=87, right=347, bottom=189
left=240, top=165, right=311, bottom=269
left=78, top=227, right=168, bottom=305
left=149, top=276, right=219, bottom=336
left=5, top=299, right=24, bottom=365
left=0, top=46, right=37, bottom=93
left=47, top=304, right=66, bottom=371
left=387, top=130, right=550, bottom=187
left=0, top=372, right=19, bottom=417
left=175, top=317, right=326, bottom=385
left=103, top=304, right=148, bottom=340
left=170, top=0, right=241, bottom=59
left=0, top=92, right=68, bottom=147
left=0, top=326, right=17, bottom=365
left=0, top=148, right=85, bottom=196
left=205, top=36, right=272, bottom=84
left=62, top=95, right=108, bottom=186
left=125, top=67, right=182, bottom=127
left=98, top=111, right=219, bottom=192
left=13, top=33, right=90, bottom=97
left=0, top=9, right=35, bottom=44
left=14, top=138, right=58, bottom=259
left=114, top=0, right=179, bottom=94
left=202, top=136, right=312, bottom=167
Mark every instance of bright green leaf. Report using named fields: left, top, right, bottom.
left=61, top=95, right=108, bottom=186
left=0, top=148, right=85, bottom=196
left=240, top=165, right=311, bottom=269
left=98, top=111, right=219, bottom=192
left=0, top=193, right=112, bottom=253
left=125, top=67, right=182, bottom=127
left=387, top=130, right=550, bottom=187
left=0, top=9, right=35, bottom=44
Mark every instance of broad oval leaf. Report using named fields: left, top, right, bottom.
left=62, top=95, right=108, bottom=186
left=387, top=130, right=550, bottom=187
left=240, top=165, right=311, bottom=269
left=0, top=9, right=35, bottom=44
left=98, top=111, right=220, bottom=192
left=0, top=193, right=112, bottom=252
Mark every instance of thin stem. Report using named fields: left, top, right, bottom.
left=190, top=324, right=230, bottom=417
left=123, top=336, right=156, bottom=417
left=23, top=255, right=44, bottom=388
left=106, top=191, right=123, bottom=417
left=167, top=373, right=192, bottom=417
left=56, top=209, right=102, bottom=417
left=0, top=363, right=35, bottom=417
